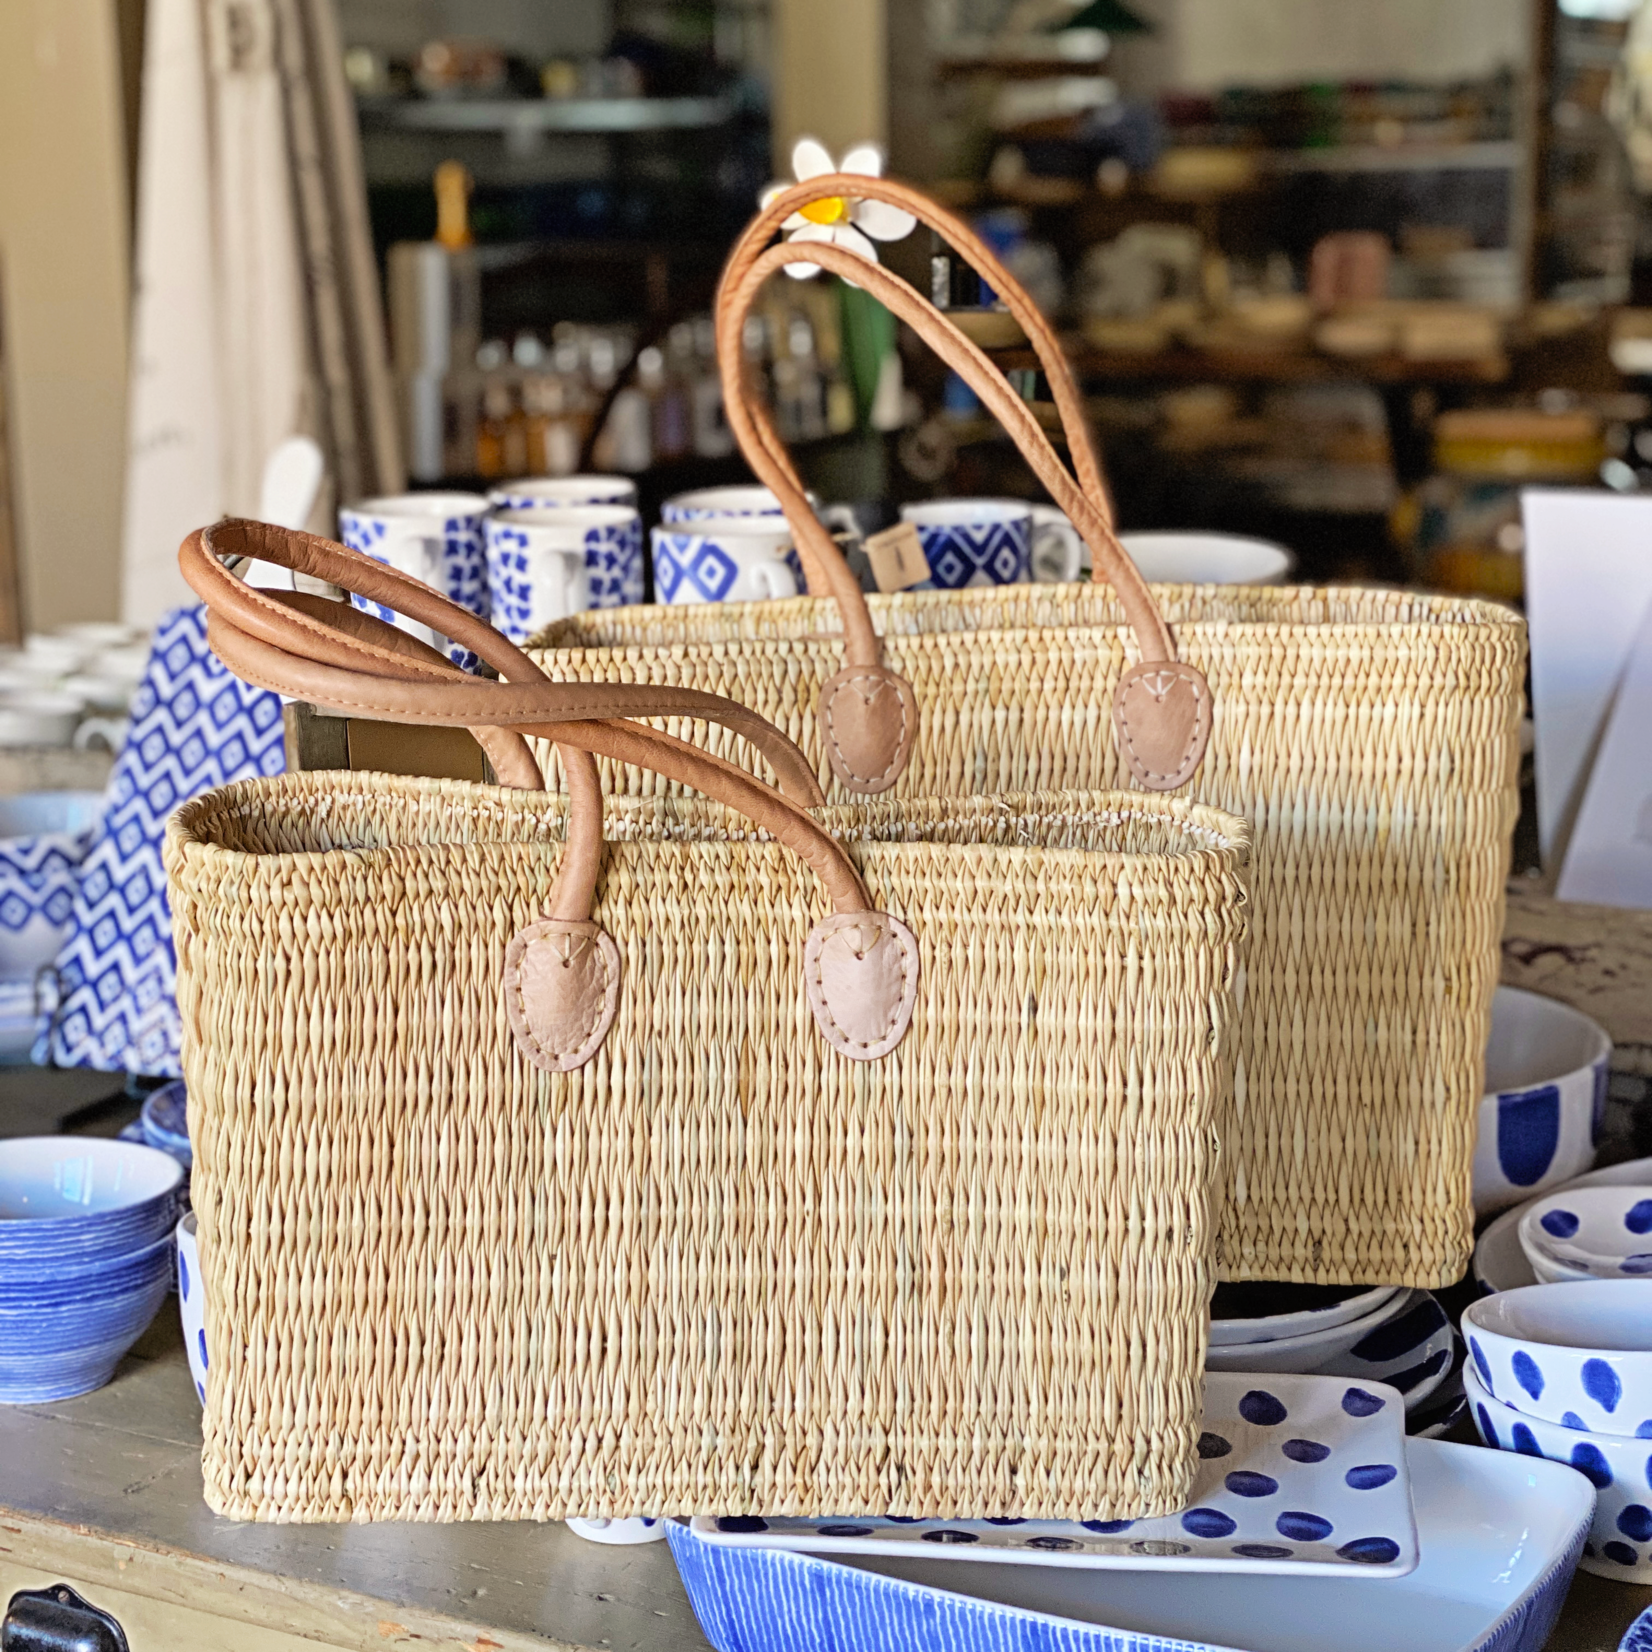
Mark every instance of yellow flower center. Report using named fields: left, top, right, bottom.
left=800, top=195, right=848, bottom=225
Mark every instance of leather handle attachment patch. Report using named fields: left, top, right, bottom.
left=819, top=664, right=918, bottom=795
left=1112, top=660, right=1211, bottom=792
left=804, top=911, right=919, bottom=1061
left=503, top=917, right=621, bottom=1072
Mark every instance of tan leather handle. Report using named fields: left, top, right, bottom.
left=715, top=174, right=1211, bottom=795
left=722, top=174, right=1112, bottom=587
left=182, top=519, right=919, bottom=1069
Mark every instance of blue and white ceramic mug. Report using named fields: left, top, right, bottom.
left=338, top=492, right=490, bottom=662
left=651, top=518, right=801, bottom=606
left=660, top=485, right=819, bottom=524
left=488, top=475, right=637, bottom=512
left=487, top=506, right=643, bottom=644
left=899, top=499, right=1033, bottom=589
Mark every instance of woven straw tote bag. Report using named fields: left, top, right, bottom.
left=166, top=519, right=1250, bottom=1523
left=530, top=174, right=1527, bottom=1291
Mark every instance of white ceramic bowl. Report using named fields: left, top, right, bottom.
left=1117, top=531, right=1293, bottom=585
left=1208, top=1283, right=1401, bottom=1348
left=0, top=693, right=81, bottom=748
left=1205, top=1288, right=1453, bottom=1408
left=668, top=1439, right=1593, bottom=1652
left=1475, top=1157, right=1652, bottom=1294
left=1473, top=987, right=1613, bottom=1217
left=176, top=1211, right=207, bottom=1405
left=1520, top=1186, right=1652, bottom=1282
left=566, top=1517, right=667, bottom=1545
left=1465, top=1281, right=1652, bottom=1436
left=1466, top=1360, right=1652, bottom=1582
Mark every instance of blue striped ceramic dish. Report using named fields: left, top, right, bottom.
left=669, top=1441, right=1591, bottom=1652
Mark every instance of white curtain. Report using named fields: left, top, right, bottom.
left=121, top=0, right=401, bottom=625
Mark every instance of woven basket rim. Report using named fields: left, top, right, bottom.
left=533, top=583, right=1525, bottom=655
left=166, top=772, right=1252, bottom=874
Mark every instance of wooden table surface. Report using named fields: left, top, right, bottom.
left=0, top=1318, right=709, bottom=1652
left=1, top=888, right=1648, bottom=1651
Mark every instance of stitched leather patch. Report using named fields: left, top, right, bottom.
left=804, top=911, right=919, bottom=1061
left=1113, top=660, right=1211, bottom=792
left=503, top=918, right=621, bottom=1072
left=819, top=665, right=917, bottom=795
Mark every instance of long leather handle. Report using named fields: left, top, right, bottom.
left=182, top=519, right=919, bottom=1069
left=725, top=239, right=1176, bottom=662
left=714, top=174, right=1211, bottom=795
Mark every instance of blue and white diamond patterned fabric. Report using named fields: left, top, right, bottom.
left=41, top=605, right=285, bottom=1076
left=338, top=507, right=489, bottom=667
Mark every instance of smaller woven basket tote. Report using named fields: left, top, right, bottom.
left=167, top=520, right=1251, bottom=1523
left=530, top=173, right=1528, bottom=1291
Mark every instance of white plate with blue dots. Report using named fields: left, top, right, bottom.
left=690, top=1372, right=1417, bottom=1577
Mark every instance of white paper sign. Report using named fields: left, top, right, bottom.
left=1556, top=592, right=1652, bottom=909
left=1521, top=489, right=1652, bottom=864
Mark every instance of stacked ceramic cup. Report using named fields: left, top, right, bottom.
left=0, top=1137, right=182, bottom=1403
left=1205, top=1282, right=1468, bottom=1439
left=0, top=792, right=103, bottom=1060
left=1464, top=1280, right=1652, bottom=1582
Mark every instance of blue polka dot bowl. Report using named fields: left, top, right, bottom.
left=1464, top=1281, right=1652, bottom=1437
left=1473, top=987, right=1612, bottom=1219
left=1465, top=1358, right=1652, bottom=1581
left=175, top=1212, right=208, bottom=1406
left=1519, top=1186, right=1652, bottom=1284
left=670, top=1440, right=1591, bottom=1652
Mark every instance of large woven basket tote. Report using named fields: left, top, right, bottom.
left=166, top=518, right=1251, bottom=1524
left=530, top=174, right=1527, bottom=1291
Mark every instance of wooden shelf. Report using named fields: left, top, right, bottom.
left=986, top=341, right=1511, bottom=385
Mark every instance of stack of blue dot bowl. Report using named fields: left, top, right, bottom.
left=0, top=1136, right=184, bottom=1404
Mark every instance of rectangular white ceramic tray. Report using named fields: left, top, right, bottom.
left=691, top=1372, right=1417, bottom=1577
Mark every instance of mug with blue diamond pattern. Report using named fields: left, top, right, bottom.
left=651, top=518, right=801, bottom=606
left=899, top=499, right=1032, bottom=590
left=487, top=506, right=643, bottom=643
left=488, top=475, right=637, bottom=512
left=339, top=492, right=490, bottom=663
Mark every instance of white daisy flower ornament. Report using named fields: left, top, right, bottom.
left=763, top=138, right=917, bottom=279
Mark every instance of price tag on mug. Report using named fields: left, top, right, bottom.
left=864, top=522, right=931, bottom=593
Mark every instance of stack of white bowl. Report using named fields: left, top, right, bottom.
left=1464, top=1280, right=1652, bottom=1583
left=0, top=1137, right=182, bottom=1403
left=1517, top=1185, right=1652, bottom=1284
left=0, top=623, right=148, bottom=752
left=1206, top=1281, right=1466, bottom=1437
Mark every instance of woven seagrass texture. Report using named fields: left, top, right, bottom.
left=532, top=581, right=1527, bottom=1288
left=166, top=774, right=1249, bottom=1524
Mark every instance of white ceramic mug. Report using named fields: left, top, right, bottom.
left=487, top=506, right=643, bottom=642
left=489, top=475, right=637, bottom=511
left=661, top=484, right=819, bottom=524
left=899, top=499, right=1033, bottom=589
left=651, top=518, right=800, bottom=605
left=1027, top=506, right=1087, bottom=584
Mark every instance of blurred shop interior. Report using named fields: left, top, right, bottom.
left=6, top=0, right=1652, bottom=633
